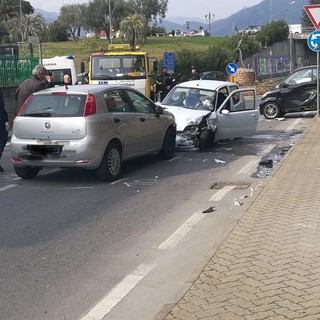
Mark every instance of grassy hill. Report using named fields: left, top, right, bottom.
left=39, top=36, right=230, bottom=72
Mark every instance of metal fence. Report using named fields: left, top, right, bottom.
left=0, top=55, right=39, bottom=86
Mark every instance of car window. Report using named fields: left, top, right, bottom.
left=104, top=90, right=130, bottom=112
left=284, top=68, right=316, bottom=85
left=21, top=94, right=85, bottom=117
left=162, top=87, right=216, bottom=110
left=126, top=90, right=154, bottom=113
left=217, top=87, right=229, bottom=109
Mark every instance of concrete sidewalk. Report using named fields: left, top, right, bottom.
left=160, top=117, right=320, bottom=320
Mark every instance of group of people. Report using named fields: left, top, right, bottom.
left=155, top=65, right=200, bottom=102
left=0, top=64, right=74, bottom=172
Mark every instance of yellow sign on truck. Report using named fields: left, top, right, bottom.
left=81, top=44, right=158, bottom=98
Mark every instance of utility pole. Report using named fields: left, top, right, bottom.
left=205, top=12, right=215, bottom=36
left=108, top=0, right=112, bottom=44
left=20, top=0, right=23, bottom=42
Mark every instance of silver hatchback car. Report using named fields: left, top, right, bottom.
left=11, top=85, right=176, bottom=181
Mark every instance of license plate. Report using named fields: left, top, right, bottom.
left=28, top=145, right=63, bottom=156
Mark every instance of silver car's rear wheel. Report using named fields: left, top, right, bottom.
left=97, top=142, right=122, bottom=181
left=14, top=166, right=40, bottom=179
left=262, top=102, right=281, bottom=119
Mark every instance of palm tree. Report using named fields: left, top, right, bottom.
left=119, top=13, right=147, bottom=49
left=0, top=0, right=20, bottom=22
left=7, top=13, right=46, bottom=43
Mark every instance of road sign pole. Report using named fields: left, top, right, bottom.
left=317, top=51, right=319, bottom=117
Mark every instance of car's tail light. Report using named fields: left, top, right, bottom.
left=83, top=94, right=96, bottom=116
left=16, top=95, right=33, bottom=116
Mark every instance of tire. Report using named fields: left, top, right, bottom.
left=14, top=166, right=40, bottom=179
left=159, top=128, right=176, bottom=159
left=262, top=102, right=281, bottom=119
left=198, top=129, right=215, bottom=150
left=96, top=142, right=122, bottom=181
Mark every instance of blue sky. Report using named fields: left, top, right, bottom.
left=28, top=0, right=263, bottom=20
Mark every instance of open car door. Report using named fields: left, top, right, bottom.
left=214, top=88, right=259, bottom=141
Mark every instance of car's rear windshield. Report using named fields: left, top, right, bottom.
left=21, top=94, right=86, bottom=117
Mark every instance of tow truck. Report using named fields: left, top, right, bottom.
left=81, top=44, right=158, bottom=99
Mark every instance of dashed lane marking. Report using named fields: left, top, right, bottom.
left=210, top=185, right=236, bottom=201
left=158, top=211, right=205, bottom=250
left=79, top=263, right=156, bottom=320
left=286, top=118, right=301, bottom=132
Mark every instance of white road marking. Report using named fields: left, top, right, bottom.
left=79, top=263, right=155, bottom=320
left=259, top=144, right=276, bottom=156
left=210, top=185, right=236, bottom=201
left=0, top=184, right=17, bottom=192
left=110, top=178, right=128, bottom=185
left=286, top=118, right=301, bottom=131
left=158, top=211, right=205, bottom=250
left=169, top=156, right=181, bottom=162
left=238, top=159, right=259, bottom=174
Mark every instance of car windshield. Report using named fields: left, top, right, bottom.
left=21, top=94, right=86, bottom=117
left=161, top=87, right=216, bottom=111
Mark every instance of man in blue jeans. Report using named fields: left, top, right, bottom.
left=0, top=89, right=9, bottom=172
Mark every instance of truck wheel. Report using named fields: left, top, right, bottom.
left=262, top=102, right=281, bottom=119
left=97, top=142, right=122, bottom=181
left=14, top=166, right=40, bottom=179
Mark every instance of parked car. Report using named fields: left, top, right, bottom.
left=198, top=71, right=227, bottom=81
left=11, top=85, right=176, bottom=181
left=159, top=80, right=259, bottom=150
left=259, top=66, right=318, bottom=119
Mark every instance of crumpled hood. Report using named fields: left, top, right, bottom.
left=163, top=106, right=211, bottom=132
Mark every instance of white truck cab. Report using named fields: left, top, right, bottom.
left=42, top=55, right=78, bottom=85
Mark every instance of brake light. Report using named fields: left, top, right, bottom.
left=16, top=95, right=33, bottom=116
left=83, top=94, right=96, bottom=116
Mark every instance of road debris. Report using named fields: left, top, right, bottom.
left=202, top=206, right=216, bottom=213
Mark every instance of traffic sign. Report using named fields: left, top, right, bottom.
left=307, top=31, right=320, bottom=52
left=304, top=5, right=320, bottom=29
left=163, top=52, right=175, bottom=73
left=226, top=63, right=237, bottom=75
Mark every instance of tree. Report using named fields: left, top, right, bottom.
left=58, top=4, right=86, bottom=40
left=7, top=13, right=46, bottom=42
left=255, top=20, right=289, bottom=46
left=128, top=0, right=168, bottom=24
left=83, top=0, right=131, bottom=42
left=119, top=13, right=147, bottom=49
left=47, top=21, right=69, bottom=42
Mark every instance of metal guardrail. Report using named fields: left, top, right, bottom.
left=0, top=55, right=39, bottom=86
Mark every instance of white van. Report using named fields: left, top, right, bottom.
left=42, top=55, right=78, bottom=85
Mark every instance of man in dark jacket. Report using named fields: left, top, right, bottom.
left=0, top=89, right=9, bottom=172
left=190, top=66, right=200, bottom=80
left=155, top=67, right=175, bottom=102
left=14, top=64, right=53, bottom=115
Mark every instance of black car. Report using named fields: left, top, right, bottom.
left=198, top=71, right=227, bottom=81
left=259, top=66, right=318, bottom=119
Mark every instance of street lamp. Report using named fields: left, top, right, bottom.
left=20, top=0, right=23, bottom=42
left=205, top=12, right=215, bottom=36
left=269, top=0, right=272, bottom=23
left=289, top=0, right=296, bottom=72
left=108, top=0, right=112, bottom=44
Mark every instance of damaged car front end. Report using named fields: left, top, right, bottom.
left=160, top=80, right=259, bottom=150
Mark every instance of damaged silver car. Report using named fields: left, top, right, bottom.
left=160, top=80, right=259, bottom=150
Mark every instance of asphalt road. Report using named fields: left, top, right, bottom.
left=0, top=113, right=315, bottom=320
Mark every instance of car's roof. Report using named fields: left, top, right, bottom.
left=175, top=80, right=237, bottom=90
left=33, top=84, right=140, bottom=96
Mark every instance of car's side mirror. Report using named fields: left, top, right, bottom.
left=221, top=109, right=230, bottom=115
left=155, top=105, right=163, bottom=115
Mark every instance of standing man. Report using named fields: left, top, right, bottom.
left=155, top=67, right=175, bottom=102
left=190, top=66, right=200, bottom=80
left=0, top=88, right=9, bottom=172
left=15, top=64, right=53, bottom=115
